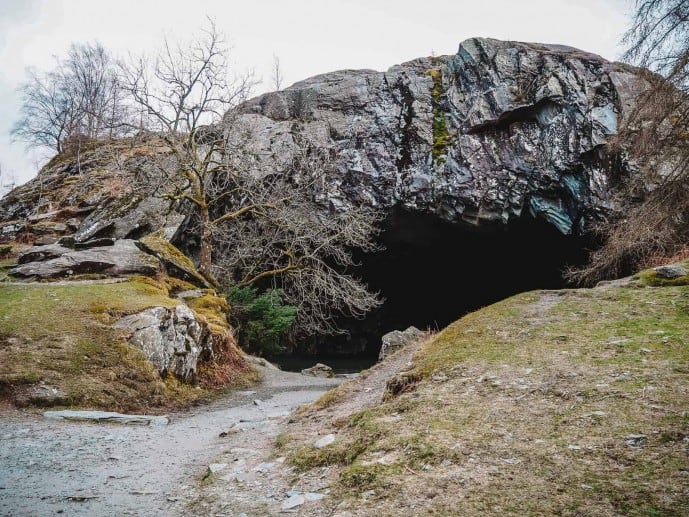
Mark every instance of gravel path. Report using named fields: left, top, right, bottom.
left=191, top=337, right=427, bottom=516
left=0, top=367, right=341, bottom=517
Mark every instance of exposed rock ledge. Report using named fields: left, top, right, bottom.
left=0, top=38, right=650, bottom=254
left=233, top=37, right=647, bottom=235
left=10, top=239, right=159, bottom=279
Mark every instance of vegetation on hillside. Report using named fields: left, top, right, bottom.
left=571, top=0, right=689, bottom=284
left=0, top=273, right=254, bottom=411
left=227, top=286, right=297, bottom=356
left=279, top=271, right=689, bottom=515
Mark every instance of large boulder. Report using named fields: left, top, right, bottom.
left=301, top=363, right=335, bottom=378
left=113, top=304, right=210, bottom=381
left=378, top=326, right=425, bottom=361
left=1, top=38, right=651, bottom=250
left=233, top=38, right=647, bottom=235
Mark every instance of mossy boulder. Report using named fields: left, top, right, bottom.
left=138, top=233, right=210, bottom=288
left=636, top=261, right=689, bottom=286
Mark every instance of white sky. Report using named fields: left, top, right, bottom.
left=0, top=0, right=631, bottom=190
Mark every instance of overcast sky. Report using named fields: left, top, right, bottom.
left=0, top=0, right=631, bottom=191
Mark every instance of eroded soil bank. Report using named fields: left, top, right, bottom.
left=0, top=366, right=340, bottom=516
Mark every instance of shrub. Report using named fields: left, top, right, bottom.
left=227, top=286, right=297, bottom=355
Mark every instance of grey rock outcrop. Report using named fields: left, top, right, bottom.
left=233, top=38, right=646, bottom=235
left=1, top=38, right=650, bottom=256
left=17, top=243, right=71, bottom=264
left=378, top=326, right=424, bottom=361
left=138, top=233, right=211, bottom=288
left=113, top=304, right=211, bottom=381
left=10, top=239, right=160, bottom=279
left=654, top=265, right=687, bottom=279
left=74, top=195, right=185, bottom=243
left=301, top=363, right=335, bottom=378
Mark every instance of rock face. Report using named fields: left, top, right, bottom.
left=234, top=38, right=646, bottom=235
left=1, top=38, right=648, bottom=247
left=378, top=326, right=424, bottom=361
left=74, top=195, right=184, bottom=243
left=0, top=138, right=180, bottom=246
left=113, top=305, right=211, bottom=381
left=10, top=239, right=160, bottom=279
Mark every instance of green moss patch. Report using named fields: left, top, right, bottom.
left=427, top=68, right=453, bottom=164
left=635, top=261, right=689, bottom=286
left=138, top=233, right=210, bottom=288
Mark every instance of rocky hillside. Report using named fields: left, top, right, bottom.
left=237, top=265, right=689, bottom=516
left=0, top=138, right=257, bottom=410
left=0, top=37, right=653, bottom=407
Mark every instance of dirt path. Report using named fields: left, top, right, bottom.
left=191, top=337, right=427, bottom=516
left=0, top=367, right=340, bottom=517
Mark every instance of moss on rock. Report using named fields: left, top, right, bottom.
left=138, top=233, right=210, bottom=288
left=427, top=68, right=453, bottom=164
left=0, top=277, right=253, bottom=411
left=635, top=261, right=689, bottom=286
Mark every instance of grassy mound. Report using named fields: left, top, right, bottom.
left=282, top=279, right=689, bottom=515
left=0, top=277, right=254, bottom=412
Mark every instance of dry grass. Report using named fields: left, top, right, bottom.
left=0, top=278, right=253, bottom=411
left=641, top=246, right=689, bottom=269
left=282, top=283, right=689, bottom=516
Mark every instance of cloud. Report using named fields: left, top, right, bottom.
left=0, top=0, right=45, bottom=34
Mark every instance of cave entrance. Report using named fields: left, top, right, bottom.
left=303, top=206, right=592, bottom=361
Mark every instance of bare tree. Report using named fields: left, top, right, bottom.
left=569, top=0, right=689, bottom=284
left=120, top=20, right=260, bottom=279
left=211, top=144, right=383, bottom=336
left=0, top=163, right=17, bottom=198
left=122, top=21, right=382, bottom=336
left=12, top=66, right=79, bottom=153
left=271, top=54, right=284, bottom=90
left=12, top=42, right=126, bottom=153
left=66, top=43, right=128, bottom=139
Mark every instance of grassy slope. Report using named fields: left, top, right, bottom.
left=284, top=276, right=689, bottom=516
left=0, top=275, right=253, bottom=412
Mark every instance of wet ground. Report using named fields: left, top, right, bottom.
left=0, top=367, right=341, bottom=516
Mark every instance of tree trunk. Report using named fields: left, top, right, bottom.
left=198, top=205, right=213, bottom=279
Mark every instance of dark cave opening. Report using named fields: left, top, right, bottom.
left=299, top=206, right=594, bottom=362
